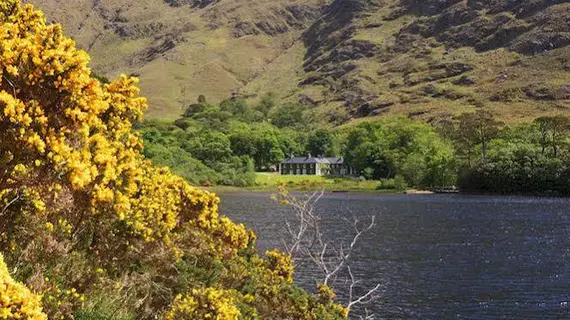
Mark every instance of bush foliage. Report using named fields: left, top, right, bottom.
left=0, top=253, right=47, bottom=320
left=0, top=1, right=347, bottom=319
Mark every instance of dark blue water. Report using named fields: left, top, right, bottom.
left=219, top=193, right=570, bottom=319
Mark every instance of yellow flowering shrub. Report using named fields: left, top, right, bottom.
left=0, top=0, right=250, bottom=252
left=317, top=283, right=337, bottom=302
left=265, top=249, right=294, bottom=284
left=0, top=1, right=348, bottom=319
left=0, top=253, right=47, bottom=320
left=164, top=288, right=240, bottom=320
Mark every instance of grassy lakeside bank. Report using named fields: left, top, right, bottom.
left=208, top=173, right=406, bottom=193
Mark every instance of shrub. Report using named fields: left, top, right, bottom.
left=394, top=175, right=408, bottom=191
left=0, top=2, right=347, bottom=319
left=0, top=253, right=47, bottom=320
left=164, top=288, right=240, bottom=320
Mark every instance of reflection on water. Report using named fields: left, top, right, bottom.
left=219, top=193, right=570, bottom=319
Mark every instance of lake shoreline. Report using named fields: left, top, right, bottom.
left=200, top=174, right=570, bottom=198
left=204, top=186, right=570, bottom=199
left=203, top=185, right=402, bottom=194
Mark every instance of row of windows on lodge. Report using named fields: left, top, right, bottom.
left=282, top=169, right=317, bottom=175
left=281, top=164, right=344, bottom=169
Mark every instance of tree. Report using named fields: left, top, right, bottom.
left=534, top=115, right=570, bottom=157
left=250, top=123, right=286, bottom=171
left=256, top=92, right=276, bottom=116
left=278, top=128, right=306, bottom=158
left=457, top=110, right=502, bottom=163
left=228, top=122, right=258, bottom=157
left=270, top=102, right=306, bottom=128
left=349, top=142, right=392, bottom=179
left=344, top=123, right=385, bottom=177
left=535, top=117, right=551, bottom=154
left=182, top=130, right=233, bottom=166
left=183, top=103, right=204, bottom=117
left=307, top=128, right=340, bottom=157
left=343, top=118, right=456, bottom=187
left=432, top=116, right=455, bottom=142
left=256, top=134, right=284, bottom=171
left=220, top=98, right=254, bottom=122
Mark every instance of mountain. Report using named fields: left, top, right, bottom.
left=24, top=0, right=328, bottom=118
left=25, top=0, right=570, bottom=122
left=292, top=0, right=570, bottom=122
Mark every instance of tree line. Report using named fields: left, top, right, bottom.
left=139, top=95, right=456, bottom=189
left=444, top=112, right=570, bottom=195
left=141, top=95, right=570, bottom=195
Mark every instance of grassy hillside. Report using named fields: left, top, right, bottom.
left=26, top=0, right=570, bottom=123
left=25, top=0, right=328, bottom=119
left=290, top=0, right=570, bottom=123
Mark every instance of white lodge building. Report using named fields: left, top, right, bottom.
left=279, top=155, right=354, bottom=176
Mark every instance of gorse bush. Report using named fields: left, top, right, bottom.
left=0, top=1, right=347, bottom=319
left=164, top=287, right=241, bottom=320
left=0, top=253, right=47, bottom=320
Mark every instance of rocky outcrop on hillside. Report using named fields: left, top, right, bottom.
left=295, top=0, right=570, bottom=119
left=227, top=4, right=323, bottom=37
left=299, top=0, right=384, bottom=113
left=303, top=0, right=381, bottom=67
left=26, top=0, right=570, bottom=122
left=164, top=0, right=217, bottom=8
left=398, top=0, right=570, bottom=54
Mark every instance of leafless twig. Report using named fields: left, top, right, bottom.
left=275, top=188, right=383, bottom=318
left=0, top=193, right=20, bottom=217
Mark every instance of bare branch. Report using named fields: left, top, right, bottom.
left=2, top=75, right=17, bottom=96
left=348, top=282, right=382, bottom=310
left=274, top=187, right=382, bottom=317
left=359, top=308, right=376, bottom=320
left=0, top=193, right=20, bottom=217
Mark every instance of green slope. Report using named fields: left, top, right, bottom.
left=25, top=0, right=328, bottom=119
left=26, top=0, right=570, bottom=123
left=289, top=0, right=570, bottom=123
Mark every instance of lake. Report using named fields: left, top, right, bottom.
left=219, top=192, right=570, bottom=319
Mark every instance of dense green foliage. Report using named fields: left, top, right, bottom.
left=341, top=118, right=457, bottom=188
left=143, top=97, right=570, bottom=196
left=138, top=95, right=314, bottom=186
left=141, top=96, right=460, bottom=189
left=340, top=112, right=570, bottom=195
left=139, top=120, right=256, bottom=186
left=455, top=114, right=570, bottom=195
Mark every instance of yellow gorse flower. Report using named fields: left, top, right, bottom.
left=0, top=1, right=348, bottom=319
left=0, top=0, right=251, bottom=249
left=265, top=249, right=294, bottom=284
left=0, top=253, right=47, bottom=320
left=164, top=288, right=240, bottom=320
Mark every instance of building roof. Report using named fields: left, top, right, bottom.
left=281, top=156, right=344, bottom=165
left=324, top=157, right=344, bottom=164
